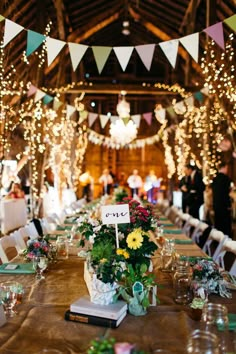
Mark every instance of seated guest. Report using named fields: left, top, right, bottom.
left=5, top=182, right=25, bottom=199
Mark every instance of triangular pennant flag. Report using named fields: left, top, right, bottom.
left=92, top=46, right=112, bottom=74
left=53, top=98, right=63, bottom=111
left=68, top=43, right=88, bottom=71
left=166, top=106, right=177, bottom=119
left=43, top=94, right=54, bottom=105
left=194, top=91, right=204, bottom=102
left=100, top=114, right=110, bottom=129
left=27, top=84, right=37, bottom=97
left=173, top=101, right=186, bottom=115
left=200, top=86, right=209, bottom=96
left=180, top=33, right=199, bottom=62
left=3, top=19, right=24, bottom=47
left=113, top=46, right=134, bottom=71
left=143, top=112, right=152, bottom=126
left=79, top=110, right=88, bottom=122
left=0, top=15, right=5, bottom=22
left=159, top=39, right=179, bottom=68
left=204, top=22, right=225, bottom=50
left=46, top=37, right=66, bottom=66
left=155, top=108, right=166, bottom=124
left=66, top=104, right=76, bottom=118
left=135, top=44, right=156, bottom=71
left=26, top=30, right=46, bottom=56
left=184, top=96, right=194, bottom=108
left=224, top=14, right=236, bottom=32
left=131, top=114, right=141, bottom=128
left=34, top=89, right=46, bottom=103
left=110, top=116, right=119, bottom=124
left=88, top=112, right=98, bottom=127
left=122, top=117, right=130, bottom=125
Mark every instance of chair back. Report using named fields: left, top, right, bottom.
left=202, top=228, right=228, bottom=260
left=11, top=230, right=27, bottom=250
left=0, top=235, right=18, bottom=262
left=215, top=240, right=236, bottom=275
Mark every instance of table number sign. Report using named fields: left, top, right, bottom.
left=101, top=204, right=130, bottom=248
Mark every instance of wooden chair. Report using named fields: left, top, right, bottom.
left=0, top=235, right=18, bottom=263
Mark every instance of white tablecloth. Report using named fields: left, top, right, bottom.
left=0, top=198, right=27, bottom=234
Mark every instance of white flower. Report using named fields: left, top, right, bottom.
left=89, top=234, right=96, bottom=244
left=118, top=232, right=125, bottom=241
left=93, top=225, right=102, bottom=233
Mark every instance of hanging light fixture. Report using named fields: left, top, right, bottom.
left=109, top=92, right=137, bottom=146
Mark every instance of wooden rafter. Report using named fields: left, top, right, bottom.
left=179, top=0, right=202, bottom=33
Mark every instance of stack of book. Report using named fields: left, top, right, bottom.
left=65, top=295, right=128, bottom=328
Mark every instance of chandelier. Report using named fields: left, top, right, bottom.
left=109, top=94, right=137, bottom=146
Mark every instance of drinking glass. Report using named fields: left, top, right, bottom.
left=160, top=240, right=175, bottom=272
left=201, top=303, right=229, bottom=353
left=33, top=255, right=48, bottom=280
left=0, top=281, right=18, bottom=317
left=186, top=329, right=220, bottom=353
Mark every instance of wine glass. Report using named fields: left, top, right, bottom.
left=33, top=255, right=48, bottom=280
left=68, top=224, right=76, bottom=245
left=0, top=281, right=18, bottom=317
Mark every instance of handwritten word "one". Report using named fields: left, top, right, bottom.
left=105, top=212, right=128, bottom=218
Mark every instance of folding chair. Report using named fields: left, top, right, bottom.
left=0, top=235, right=19, bottom=263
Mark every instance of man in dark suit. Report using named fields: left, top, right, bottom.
left=212, top=163, right=233, bottom=238
left=185, top=164, right=205, bottom=219
left=179, top=167, right=191, bottom=213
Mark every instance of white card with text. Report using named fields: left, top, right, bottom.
left=101, top=204, right=130, bottom=225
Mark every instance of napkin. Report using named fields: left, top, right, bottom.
left=159, top=217, right=168, bottom=221
left=174, top=239, right=193, bottom=245
left=164, top=229, right=182, bottom=234
left=56, top=225, right=72, bottom=231
left=179, top=256, right=212, bottom=263
left=64, top=219, right=77, bottom=224
left=162, top=223, right=174, bottom=227
left=228, top=314, right=236, bottom=331
left=0, top=263, right=35, bottom=274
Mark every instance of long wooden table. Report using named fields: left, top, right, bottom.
left=0, top=225, right=236, bottom=353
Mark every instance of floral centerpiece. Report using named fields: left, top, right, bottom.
left=87, top=337, right=147, bottom=354
left=191, top=259, right=231, bottom=299
left=23, top=237, right=50, bottom=261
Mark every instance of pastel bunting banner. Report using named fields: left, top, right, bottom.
left=68, top=43, right=88, bottom=71
left=110, top=115, right=119, bottom=124
left=143, top=112, right=152, bottom=125
left=155, top=108, right=166, bottom=124
left=194, top=91, right=204, bottom=102
left=26, top=30, right=46, bottom=56
left=92, top=46, right=112, bottom=74
left=113, top=46, right=134, bottom=71
left=131, top=114, right=141, bottom=128
left=204, top=22, right=225, bottom=50
left=3, top=19, right=24, bottom=47
left=173, top=101, right=186, bottom=115
left=224, top=14, right=236, bottom=32
left=135, top=44, right=155, bottom=71
left=166, top=106, right=177, bottom=119
left=184, top=95, right=194, bottom=108
left=99, top=114, right=110, bottom=129
left=27, top=84, right=37, bottom=97
left=43, top=94, right=54, bottom=105
left=53, top=98, right=63, bottom=111
left=180, top=33, right=199, bottom=62
left=88, top=112, right=98, bottom=127
left=46, top=37, right=66, bottom=66
left=200, top=86, right=209, bottom=96
left=0, top=15, right=5, bottom=22
left=66, top=104, right=76, bottom=118
left=34, top=89, right=46, bottom=103
left=159, top=39, right=179, bottom=68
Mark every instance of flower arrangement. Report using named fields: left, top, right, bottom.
left=191, top=259, right=231, bottom=298
left=23, top=237, right=50, bottom=260
left=113, top=187, right=128, bottom=202
left=87, top=337, right=146, bottom=354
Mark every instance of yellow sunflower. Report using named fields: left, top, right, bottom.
left=126, top=228, right=144, bottom=250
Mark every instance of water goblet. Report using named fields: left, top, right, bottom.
left=33, top=255, right=48, bottom=280
left=0, top=281, right=18, bottom=317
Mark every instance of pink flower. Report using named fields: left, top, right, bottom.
left=33, top=242, right=41, bottom=248
left=114, top=342, right=135, bottom=354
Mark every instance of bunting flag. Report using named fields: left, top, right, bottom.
left=180, top=33, right=199, bottom=62
left=159, top=39, right=179, bottom=68
left=46, top=37, right=66, bottom=66
left=143, top=112, right=152, bottom=125
left=43, top=94, right=54, bottom=105
left=201, top=86, right=209, bottom=96
left=92, top=46, right=112, bottom=74
left=66, top=104, right=76, bottom=118
left=194, top=91, right=204, bottom=102
left=26, top=30, right=46, bottom=56
left=122, top=117, right=130, bottom=125
left=3, top=19, right=24, bottom=47
left=166, top=106, right=177, bottom=119
left=53, top=98, right=63, bottom=111
left=88, top=112, right=98, bottom=127
left=184, top=95, right=194, bottom=108
left=131, top=114, right=141, bottom=128
left=34, top=89, right=46, bottom=103
left=224, top=14, right=236, bottom=32
left=155, top=108, right=166, bottom=124
left=99, top=114, right=110, bottom=129
left=68, top=43, right=88, bottom=71
left=79, top=110, right=88, bottom=122
left=113, top=46, right=134, bottom=71
left=110, top=115, right=119, bottom=124
left=0, top=15, right=5, bottom=22
left=135, top=44, right=156, bottom=71
left=173, top=101, right=186, bottom=115
left=204, top=22, right=225, bottom=50
left=27, top=84, right=37, bottom=97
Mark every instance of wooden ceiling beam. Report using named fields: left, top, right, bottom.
left=179, top=0, right=202, bottom=34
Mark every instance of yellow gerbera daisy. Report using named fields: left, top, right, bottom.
left=116, top=249, right=123, bottom=256
left=123, top=251, right=130, bottom=259
left=100, top=258, right=107, bottom=264
left=126, top=228, right=143, bottom=250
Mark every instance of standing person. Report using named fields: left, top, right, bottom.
left=99, top=168, right=113, bottom=195
left=127, top=169, right=143, bottom=198
left=5, top=182, right=25, bottom=199
left=79, top=171, right=94, bottom=202
left=212, top=163, right=233, bottom=238
left=179, top=166, right=191, bottom=213
left=145, top=170, right=158, bottom=203
left=185, top=164, right=205, bottom=219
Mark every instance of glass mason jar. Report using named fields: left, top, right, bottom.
left=56, top=236, right=69, bottom=260
left=173, top=260, right=192, bottom=304
left=187, top=329, right=220, bottom=353
left=160, top=240, right=175, bottom=272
